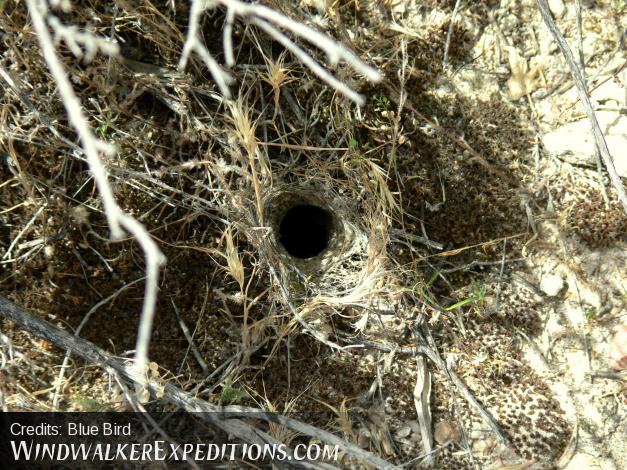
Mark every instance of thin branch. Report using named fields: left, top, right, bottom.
left=223, top=5, right=236, bottom=67
left=171, top=297, right=209, bottom=375
left=355, top=331, right=511, bottom=447
left=389, top=228, right=444, bottom=251
left=25, top=0, right=166, bottom=394
left=179, top=0, right=234, bottom=97
left=1, top=204, right=46, bottom=261
left=536, top=0, right=627, bottom=213
left=413, top=355, right=434, bottom=467
left=179, top=0, right=381, bottom=103
left=252, top=18, right=366, bottom=105
left=47, top=15, right=119, bottom=62
left=0, top=295, right=399, bottom=470
left=217, top=0, right=381, bottom=81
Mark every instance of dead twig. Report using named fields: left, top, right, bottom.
left=25, top=0, right=165, bottom=395
left=536, top=0, right=627, bottom=213
left=171, top=295, right=209, bottom=375
left=0, top=295, right=399, bottom=470
left=390, top=228, right=444, bottom=251
left=413, top=355, right=434, bottom=467
left=353, top=329, right=511, bottom=447
left=179, top=0, right=382, bottom=104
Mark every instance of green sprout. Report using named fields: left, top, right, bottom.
left=373, top=95, right=391, bottom=113
left=584, top=307, right=598, bottom=322
left=445, top=283, right=486, bottom=312
left=96, top=115, right=112, bottom=139
left=72, top=394, right=107, bottom=411
left=220, top=380, right=244, bottom=404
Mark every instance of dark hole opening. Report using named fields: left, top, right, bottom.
left=279, top=205, right=332, bottom=259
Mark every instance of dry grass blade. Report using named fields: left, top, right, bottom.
left=227, top=98, right=268, bottom=224
left=222, top=227, right=245, bottom=291
left=259, top=50, right=297, bottom=120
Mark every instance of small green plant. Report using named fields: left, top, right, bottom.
left=220, top=380, right=244, bottom=404
left=445, top=283, right=486, bottom=312
left=584, top=307, right=598, bottom=322
left=72, top=394, right=107, bottom=411
left=373, top=95, right=391, bottom=113
left=96, top=115, right=112, bottom=139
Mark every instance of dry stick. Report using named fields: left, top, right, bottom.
left=357, top=334, right=511, bottom=447
left=413, top=355, right=434, bottom=467
left=25, top=0, right=120, bottom=237
left=214, top=0, right=381, bottom=83
left=1, top=205, right=46, bottom=261
left=575, top=0, right=610, bottom=207
left=389, top=228, right=444, bottom=251
left=179, top=0, right=234, bottom=97
left=180, top=0, right=381, bottom=104
left=536, top=0, right=627, bottom=213
left=171, top=299, right=209, bottom=375
left=251, top=18, right=365, bottom=105
left=25, top=0, right=165, bottom=393
left=0, top=295, right=398, bottom=470
left=574, top=0, right=585, bottom=77
left=417, top=324, right=510, bottom=446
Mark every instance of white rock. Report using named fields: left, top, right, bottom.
left=540, top=274, right=565, bottom=297
left=548, top=0, right=566, bottom=18
left=395, top=425, right=412, bottom=439
left=542, top=111, right=627, bottom=177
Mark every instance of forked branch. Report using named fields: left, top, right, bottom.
left=179, top=0, right=382, bottom=104
left=0, top=295, right=399, bottom=470
left=25, top=0, right=165, bottom=391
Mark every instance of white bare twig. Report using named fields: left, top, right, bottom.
left=223, top=4, right=236, bottom=67
left=413, top=355, right=434, bottom=467
left=537, top=0, right=627, bottom=213
left=47, top=15, right=119, bottom=62
left=179, top=0, right=382, bottom=103
left=252, top=18, right=365, bottom=105
left=26, top=0, right=165, bottom=395
left=1, top=204, right=46, bottom=261
left=178, top=0, right=234, bottom=97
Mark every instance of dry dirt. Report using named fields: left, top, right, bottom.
left=0, top=0, right=625, bottom=469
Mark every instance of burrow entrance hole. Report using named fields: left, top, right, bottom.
left=279, top=204, right=333, bottom=259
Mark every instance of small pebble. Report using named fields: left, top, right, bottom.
left=540, top=274, right=564, bottom=297
left=548, top=0, right=566, bottom=17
